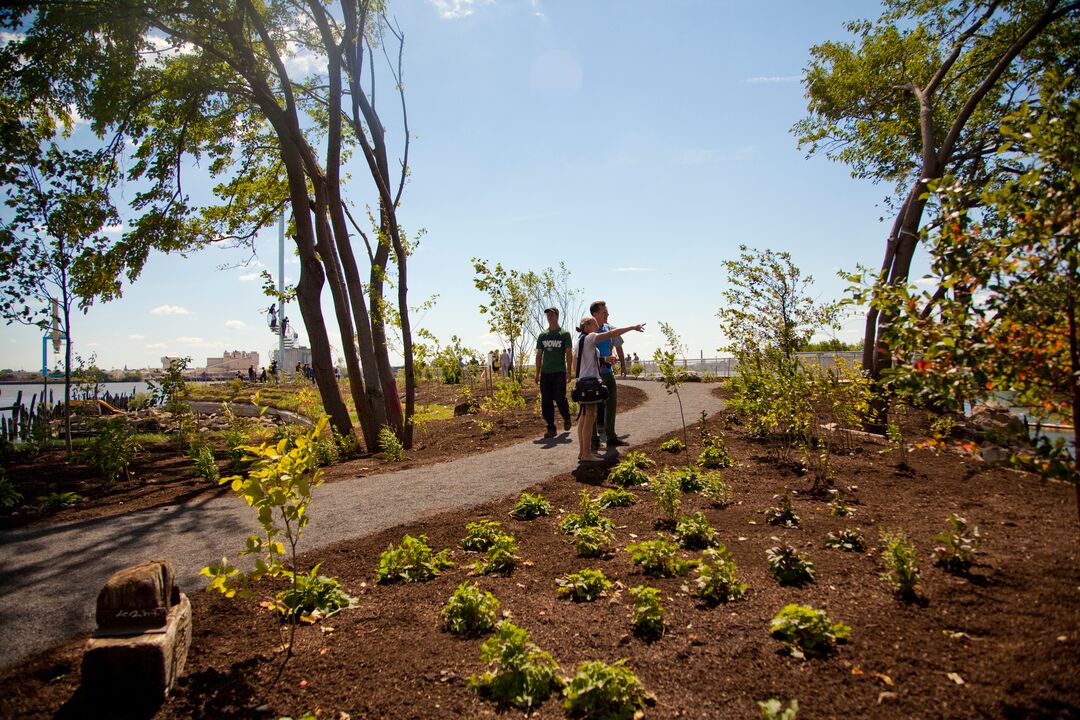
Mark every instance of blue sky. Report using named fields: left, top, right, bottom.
left=1, top=0, right=906, bottom=372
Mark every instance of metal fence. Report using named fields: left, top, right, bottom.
left=630, top=352, right=863, bottom=379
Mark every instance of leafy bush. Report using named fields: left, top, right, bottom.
left=880, top=529, right=920, bottom=599
left=36, top=491, right=84, bottom=512
left=932, top=514, right=980, bottom=573
left=310, top=432, right=339, bottom=467
left=675, top=465, right=704, bottom=492
left=626, top=585, right=665, bottom=641
left=470, top=621, right=563, bottom=710
left=698, top=443, right=732, bottom=469
left=770, top=604, right=850, bottom=659
left=476, top=418, right=495, bottom=436
left=375, top=534, right=454, bottom=584
left=82, top=418, right=140, bottom=484
left=573, top=525, right=615, bottom=558
left=626, top=534, right=693, bottom=578
left=482, top=379, right=526, bottom=412
left=629, top=362, right=644, bottom=377
left=378, top=425, right=405, bottom=462
left=699, top=470, right=732, bottom=507
left=560, top=491, right=614, bottom=534
left=659, top=437, right=685, bottom=453
left=460, top=519, right=506, bottom=552
left=556, top=568, right=612, bottom=602
left=763, top=494, right=800, bottom=528
left=607, top=459, right=650, bottom=487
left=828, top=493, right=855, bottom=517
left=759, top=698, right=800, bottom=719
left=824, top=528, right=865, bottom=552
left=766, top=542, right=815, bottom=586
left=511, top=492, right=552, bottom=520
left=675, top=512, right=718, bottom=549
left=474, top=533, right=518, bottom=576
left=563, top=659, right=649, bottom=719
left=684, top=545, right=747, bottom=605
left=189, top=443, right=220, bottom=482
left=442, top=582, right=501, bottom=637
left=650, top=469, right=682, bottom=522
left=621, top=450, right=655, bottom=470
left=276, top=564, right=358, bottom=623
left=596, top=487, right=637, bottom=508
left=0, top=472, right=23, bottom=508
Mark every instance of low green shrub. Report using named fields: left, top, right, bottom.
left=36, top=491, right=84, bottom=513
left=83, top=418, right=140, bottom=484
left=573, top=525, right=615, bottom=558
left=932, top=514, right=980, bottom=573
left=556, top=568, right=612, bottom=602
left=621, top=450, right=655, bottom=470
left=770, top=604, right=850, bottom=659
left=699, top=470, right=732, bottom=507
left=189, top=443, right=220, bottom=483
left=759, top=698, right=800, bottom=719
left=596, top=487, right=637, bottom=508
left=675, top=512, right=718, bottom=549
left=378, top=425, right=405, bottom=462
left=684, top=545, right=747, bottom=605
left=626, top=534, right=693, bottom=578
left=460, top=519, right=505, bottom=552
left=659, top=437, right=685, bottom=453
left=628, top=585, right=665, bottom=641
left=481, top=379, right=526, bottom=412
left=651, top=469, right=682, bottom=522
left=511, top=492, right=551, bottom=520
left=276, top=564, right=358, bottom=623
left=825, top=528, right=865, bottom=552
left=676, top=465, right=704, bottom=492
left=442, top=581, right=501, bottom=637
left=607, top=459, right=649, bottom=487
left=563, top=659, right=649, bottom=719
left=0, top=472, right=23, bottom=508
left=880, top=529, right=921, bottom=599
left=766, top=541, right=815, bottom=586
left=560, top=491, right=614, bottom=535
left=698, top=443, right=732, bottom=469
left=763, top=494, right=800, bottom=528
left=469, top=621, right=562, bottom=710
left=828, top=493, right=855, bottom=517
left=474, top=533, right=518, bottom=576
left=375, top=534, right=453, bottom=583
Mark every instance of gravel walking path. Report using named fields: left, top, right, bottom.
left=0, top=380, right=720, bottom=671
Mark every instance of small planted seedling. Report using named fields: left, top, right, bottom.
left=556, top=568, right=612, bottom=602
left=596, top=487, right=637, bottom=509
left=764, top=493, right=800, bottom=528
left=674, top=512, right=718, bottom=550
left=660, top=436, right=685, bottom=453
left=698, top=442, right=732, bottom=469
left=699, top=469, right=732, bottom=507
left=828, top=492, right=855, bottom=518
left=627, top=534, right=693, bottom=578
left=880, top=529, right=921, bottom=599
left=824, top=528, right=865, bottom=553
left=607, top=458, right=650, bottom=487
left=378, top=425, right=405, bottom=462
left=676, top=465, right=704, bottom=492
left=469, top=621, right=562, bottom=710
left=932, top=514, right=980, bottom=573
left=560, top=491, right=615, bottom=535
left=460, top=519, right=505, bottom=552
left=684, top=545, right=747, bottom=605
left=441, top=581, right=500, bottom=637
left=770, top=604, right=850, bottom=659
left=758, top=698, right=800, bottom=720
left=766, top=541, right=815, bottom=586
left=474, top=533, right=518, bottom=576
left=276, top=564, right=359, bottom=623
left=651, top=469, right=683, bottom=522
left=511, top=492, right=551, bottom=520
left=562, top=659, right=649, bottom=719
left=375, top=534, right=454, bottom=584
left=628, top=585, right=665, bottom=640
left=621, top=450, right=656, bottom=470
left=572, top=525, right=615, bottom=558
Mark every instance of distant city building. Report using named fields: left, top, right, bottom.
left=206, top=350, right=260, bottom=373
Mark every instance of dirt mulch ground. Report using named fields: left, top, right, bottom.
left=2, top=402, right=1077, bottom=719
left=0, top=381, right=646, bottom=530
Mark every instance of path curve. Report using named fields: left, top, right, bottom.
left=0, top=380, right=720, bottom=671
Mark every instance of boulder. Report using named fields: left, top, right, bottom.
left=95, top=560, right=178, bottom=634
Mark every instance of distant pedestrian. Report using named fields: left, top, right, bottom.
left=259, top=367, right=267, bottom=383
left=500, top=348, right=511, bottom=378
left=535, top=307, right=573, bottom=439
left=491, top=350, right=500, bottom=378
left=247, top=365, right=256, bottom=383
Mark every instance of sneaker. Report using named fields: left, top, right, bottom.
left=544, top=428, right=557, bottom=439
left=563, top=415, right=572, bottom=431
left=607, top=438, right=629, bottom=447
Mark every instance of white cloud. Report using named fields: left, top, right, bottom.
left=238, top=272, right=262, bottom=282
left=611, top=267, right=654, bottom=273
left=150, top=305, right=190, bottom=316
left=283, top=40, right=326, bottom=76
left=102, top=224, right=124, bottom=235
left=146, top=342, right=167, bottom=350
left=429, top=0, right=494, bottom=19
left=177, top=336, right=210, bottom=346
left=225, top=320, right=246, bottom=330
left=128, top=334, right=145, bottom=340
left=746, top=75, right=800, bottom=84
